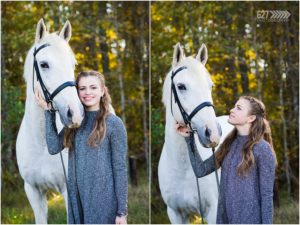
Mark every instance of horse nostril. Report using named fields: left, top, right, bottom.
left=67, top=107, right=73, bottom=119
left=205, top=127, right=211, bottom=138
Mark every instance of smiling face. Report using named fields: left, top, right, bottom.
left=77, top=76, right=104, bottom=111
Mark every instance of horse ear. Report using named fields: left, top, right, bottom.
left=172, top=43, right=185, bottom=68
left=196, top=43, right=208, bottom=65
left=35, top=19, right=47, bottom=43
left=59, top=20, right=72, bottom=42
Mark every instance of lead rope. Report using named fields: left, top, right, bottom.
left=59, top=151, right=76, bottom=223
left=189, top=131, right=205, bottom=224
left=73, top=149, right=84, bottom=224
left=170, top=65, right=218, bottom=224
left=212, top=147, right=220, bottom=193
left=196, top=177, right=204, bottom=224
left=60, top=150, right=84, bottom=224
left=51, top=108, right=78, bottom=223
left=190, top=131, right=221, bottom=224
left=212, top=147, right=224, bottom=218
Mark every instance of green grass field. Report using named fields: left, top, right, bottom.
left=2, top=167, right=149, bottom=224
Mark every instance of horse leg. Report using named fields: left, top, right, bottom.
left=24, top=182, right=48, bottom=224
left=167, top=206, right=189, bottom=224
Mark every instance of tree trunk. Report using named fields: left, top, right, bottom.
left=279, top=32, right=291, bottom=199
left=261, top=51, right=268, bottom=102
left=225, top=57, right=237, bottom=104
left=138, top=11, right=149, bottom=174
left=187, top=2, right=200, bottom=53
left=238, top=47, right=249, bottom=94
left=113, top=2, right=126, bottom=124
left=98, top=3, right=110, bottom=74
left=279, top=80, right=291, bottom=199
left=251, top=3, right=261, bottom=99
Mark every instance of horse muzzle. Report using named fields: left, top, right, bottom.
left=195, top=122, right=222, bottom=148
left=57, top=103, right=85, bottom=128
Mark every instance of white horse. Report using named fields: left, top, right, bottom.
left=158, top=43, right=233, bottom=223
left=16, top=19, right=84, bottom=224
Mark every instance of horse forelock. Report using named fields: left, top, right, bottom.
left=44, top=33, right=76, bottom=62
left=186, top=57, right=213, bottom=96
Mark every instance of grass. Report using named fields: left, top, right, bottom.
left=151, top=188, right=299, bottom=224
left=2, top=170, right=298, bottom=224
left=274, top=194, right=299, bottom=224
left=128, top=175, right=149, bottom=224
left=2, top=166, right=149, bottom=224
left=150, top=194, right=170, bottom=224
left=2, top=188, right=67, bottom=224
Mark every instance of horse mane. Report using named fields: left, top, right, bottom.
left=162, top=69, right=172, bottom=108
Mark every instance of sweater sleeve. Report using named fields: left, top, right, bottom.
left=185, top=135, right=220, bottom=178
left=110, top=116, right=128, bottom=215
left=255, top=141, right=276, bottom=224
left=45, top=111, right=65, bottom=155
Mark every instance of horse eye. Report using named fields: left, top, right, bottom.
left=177, top=83, right=186, bottom=91
left=40, top=61, right=49, bottom=69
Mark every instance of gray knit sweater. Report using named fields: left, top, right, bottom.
left=45, top=110, right=128, bottom=224
left=186, top=135, right=276, bottom=224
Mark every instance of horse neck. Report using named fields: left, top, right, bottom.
left=23, top=51, right=46, bottom=139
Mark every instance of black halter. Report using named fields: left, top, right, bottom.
left=171, top=66, right=214, bottom=127
left=32, top=43, right=76, bottom=110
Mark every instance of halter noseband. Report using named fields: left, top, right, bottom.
left=32, top=43, right=76, bottom=110
left=171, top=66, right=214, bottom=128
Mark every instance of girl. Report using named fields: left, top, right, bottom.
left=35, top=71, right=128, bottom=224
left=176, top=96, right=276, bottom=224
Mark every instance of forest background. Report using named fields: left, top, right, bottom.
left=151, top=1, right=299, bottom=223
left=2, top=1, right=149, bottom=224
left=1, top=0, right=299, bottom=224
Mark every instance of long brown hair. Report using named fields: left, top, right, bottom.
left=64, top=71, right=112, bottom=149
left=215, top=96, right=277, bottom=176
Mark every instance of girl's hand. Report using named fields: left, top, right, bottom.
left=175, top=122, right=192, bottom=137
left=35, top=88, right=51, bottom=110
left=115, top=215, right=127, bottom=224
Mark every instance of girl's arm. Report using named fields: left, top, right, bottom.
left=256, top=141, right=276, bottom=224
left=185, top=136, right=220, bottom=178
left=35, top=89, right=65, bottom=155
left=45, top=111, right=65, bottom=155
left=110, top=116, right=128, bottom=217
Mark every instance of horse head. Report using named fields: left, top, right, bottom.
left=25, top=19, right=84, bottom=128
left=163, top=43, right=221, bottom=148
